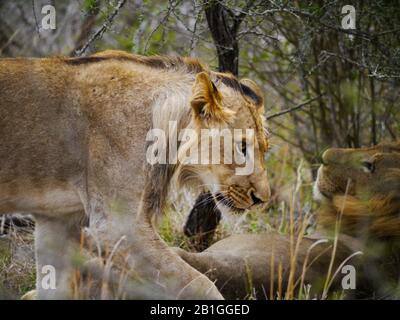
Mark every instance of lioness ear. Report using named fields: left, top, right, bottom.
left=240, top=78, right=264, bottom=111
left=191, top=72, right=234, bottom=124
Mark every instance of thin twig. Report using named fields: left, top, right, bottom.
left=73, top=0, right=127, bottom=57
left=323, top=51, right=400, bottom=79
left=266, top=94, right=324, bottom=120
left=321, top=179, right=352, bottom=299
left=0, top=28, right=20, bottom=54
left=143, top=0, right=181, bottom=54
left=31, top=0, right=41, bottom=38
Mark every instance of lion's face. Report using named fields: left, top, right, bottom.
left=314, top=142, right=400, bottom=236
left=178, top=72, right=270, bottom=213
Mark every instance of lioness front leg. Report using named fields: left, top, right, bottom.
left=34, top=212, right=84, bottom=299
left=78, top=185, right=222, bottom=299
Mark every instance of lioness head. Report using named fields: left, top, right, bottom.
left=176, top=71, right=270, bottom=213
left=314, top=142, right=400, bottom=237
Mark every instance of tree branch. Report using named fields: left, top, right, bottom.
left=72, top=0, right=101, bottom=55
left=266, top=94, right=324, bottom=120
left=73, top=0, right=127, bottom=57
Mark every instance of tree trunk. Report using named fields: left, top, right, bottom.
left=204, top=0, right=240, bottom=76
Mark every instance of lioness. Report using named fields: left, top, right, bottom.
left=0, top=50, right=270, bottom=299
left=176, top=142, right=400, bottom=299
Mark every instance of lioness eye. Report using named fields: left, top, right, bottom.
left=241, top=141, right=247, bottom=157
left=242, top=141, right=246, bottom=156
left=362, top=161, right=375, bottom=173
left=236, top=141, right=247, bottom=157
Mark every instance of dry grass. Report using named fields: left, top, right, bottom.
left=0, top=217, right=35, bottom=299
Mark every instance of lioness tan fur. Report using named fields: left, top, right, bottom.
left=0, top=50, right=271, bottom=299
left=176, top=142, right=400, bottom=299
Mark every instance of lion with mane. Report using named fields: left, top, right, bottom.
left=0, top=50, right=270, bottom=299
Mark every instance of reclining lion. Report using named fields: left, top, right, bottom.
left=176, top=142, right=400, bottom=299
left=0, top=50, right=271, bottom=299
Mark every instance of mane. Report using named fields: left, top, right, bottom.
left=316, top=186, right=400, bottom=299
left=318, top=192, right=400, bottom=239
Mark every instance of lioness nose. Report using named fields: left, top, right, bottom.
left=249, top=169, right=271, bottom=204
left=250, top=191, right=263, bottom=205
left=249, top=184, right=270, bottom=204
